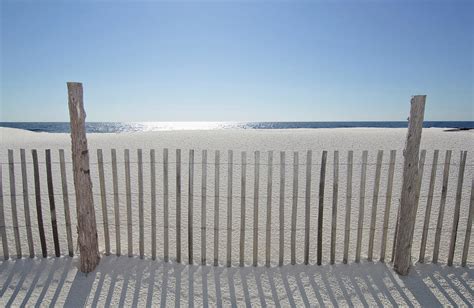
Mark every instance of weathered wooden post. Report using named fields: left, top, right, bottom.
left=67, top=82, right=100, bottom=273
left=393, top=95, right=426, bottom=275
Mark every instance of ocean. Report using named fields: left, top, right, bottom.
left=0, top=121, right=473, bottom=133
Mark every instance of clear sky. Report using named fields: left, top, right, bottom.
left=1, top=0, right=473, bottom=122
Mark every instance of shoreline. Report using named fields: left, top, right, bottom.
left=1, top=126, right=473, bottom=136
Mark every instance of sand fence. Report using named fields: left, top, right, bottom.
left=0, top=146, right=471, bottom=268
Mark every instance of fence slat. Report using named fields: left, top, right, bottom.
left=3, top=146, right=468, bottom=266
left=8, top=150, right=21, bottom=258
left=330, top=151, right=339, bottom=265
left=124, top=149, right=133, bottom=257
left=163, top=149, right=169, bottom=262
left=433, top=150, right=452, bottom=263
left=226, top=150, right=233, bottom=267
left=380, top=150, right=396, bottom=262
left=188, top=149, right=194, bottom=264
left=111, top=149, right=121, bottom=256
left=265, top=151, right=273, bottom=267
left=343, top=151, right=353, bottom=264
left=414, top=150, right=427, bottom=216
left=201, top=150, right=208, bottom=265
left=252, top=151, right=260, bottom=266
left=20, top=149, right=34, bottom=257
left=150, top=149, right=156, bottom=260
left=239, top=151, right=247, bottom=266
left=448, top=151, right=467, bottom=266
left=32, top=150, right=47, bottom=257
left=278, top=151, right=285, bottom=266
left=419, top=150, right=438, bottom=263
left=462, top=178, right=474, bottom=267
left=97, top=149, right=110, bottom=256
left=59, top=150, right=74, bottom=257
left=408, top=150, right=426, bottom=249
left=213, top=150, right=220, bottom=266
left=304, top=150, right=312, bottom=265
left=138, top=149, right=144, bottom=259
left=355, top=150, right=368, bottom=263
left=45, top=149, right=60, bottom=257
left=368, top=150, right=383, bottom=261
left=176, top=149, right=182, bottom=263
left=291, top=152, right=299, bottom=265
left=0, top=165, right=9, bottom=260
left=391, top=210, right=399, bottom=262
left=317, top=151, right=327, bottom=266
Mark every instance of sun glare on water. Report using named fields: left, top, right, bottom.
left=137, top=122, right=235, bottom=131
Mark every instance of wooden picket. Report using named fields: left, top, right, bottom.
left=433, top=150, right=452, bottom=263
left=355, top=151, right=368, bottom=263
left=46, top=149, right=60, bottom=257
left=59, top=149, right=74, bottom=257
left=20, top=149, right=34, bottom=257
left=317, top=151, right=327, bottom=266
left=265, top=151, right=273, bottom=267
left=8, top=150, right=21, bottom=258
left=0, top=164, right=8, bottom=260
left=343, top=151, right=353, bottom=264
left=32, top=150, right=47, bottom=257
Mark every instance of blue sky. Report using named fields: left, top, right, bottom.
left=1, top=0, right=472, bottom=122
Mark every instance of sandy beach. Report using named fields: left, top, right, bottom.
left=0, top=127, right=473, bottom=306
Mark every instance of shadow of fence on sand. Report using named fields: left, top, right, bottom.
left=0, top=256, right=472, bottom=307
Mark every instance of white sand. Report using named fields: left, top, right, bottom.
left=1, top=256, right=473, bottom=306
left=0, top=127, right=473, bottom=306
